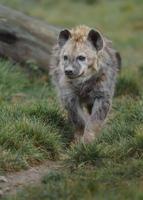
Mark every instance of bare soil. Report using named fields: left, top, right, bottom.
left=0, top=161, right=61, bottom=198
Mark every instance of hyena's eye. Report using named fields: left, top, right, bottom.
left=77, top=55, right=86, bottom=61
left=63, top=55, right=68, bottom=61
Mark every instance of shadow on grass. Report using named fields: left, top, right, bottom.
left=115, top=75, right=141, bottom=97
left=44, top=112, right=74, bottom=145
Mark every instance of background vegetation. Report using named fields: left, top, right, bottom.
left=0, top=0, right=143, bottom=199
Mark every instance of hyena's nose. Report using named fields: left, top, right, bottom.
left=65, top=69, right=74, bottom=76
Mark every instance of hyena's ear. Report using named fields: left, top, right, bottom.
left=87, top=29, right=104, bottom=51
left=58, top=29, right=71, bottom=47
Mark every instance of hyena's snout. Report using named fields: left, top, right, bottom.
left=64, top=68, right=74, bottom=76
left=64, top=65, right=82, bottom=79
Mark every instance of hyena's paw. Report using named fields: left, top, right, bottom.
left=74, top=134, right=82, bottom=143
left=71, top=130, right=84, bottom=144
left=70, top=135, right=82, bottom=147
left=82, top=131, right=95, bottom=144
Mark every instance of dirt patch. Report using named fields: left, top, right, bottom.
left=0, top=161, right=62, bottom=198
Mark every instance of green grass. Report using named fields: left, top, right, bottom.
left=0, top=60, right=69, bottom=172
left=0, top=0, right=143, bottom=199
left=4, top=168, right=143, bottom=200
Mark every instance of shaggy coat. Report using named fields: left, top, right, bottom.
left=50, top=25, right=121, bottom=143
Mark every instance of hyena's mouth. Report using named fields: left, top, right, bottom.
left=66, top=72, right=84, bottom=79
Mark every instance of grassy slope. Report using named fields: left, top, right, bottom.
left=0, top=0, right=143, bottom=199
left=0, top=61, right=69, bottom=172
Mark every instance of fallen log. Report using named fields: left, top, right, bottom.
left=0, top=5, right=60, bottom=71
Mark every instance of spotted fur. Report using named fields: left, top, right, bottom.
left=50, top=25, right=121, bottom=143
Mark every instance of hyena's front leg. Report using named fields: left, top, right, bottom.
left=83, top=96, right=111, bottom=143
left=62, top=94, right=86, bottom=143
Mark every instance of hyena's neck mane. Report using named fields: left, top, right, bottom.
left=70, top=67, right=105, bottom=92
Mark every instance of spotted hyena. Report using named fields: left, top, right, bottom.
left=50, top=25, right=121, bottom=143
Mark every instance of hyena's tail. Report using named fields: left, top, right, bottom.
left=115, top=52, right=122, bottom=71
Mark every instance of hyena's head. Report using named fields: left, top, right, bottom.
left=58, top=25, right=104, bottom=79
